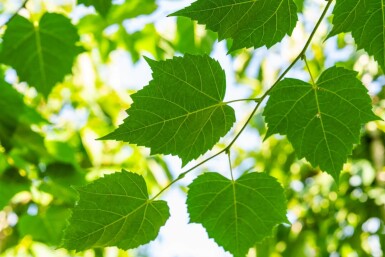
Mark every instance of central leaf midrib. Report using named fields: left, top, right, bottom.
left=114, top=202, right=149, bottom=247
left=237, top=0, right=287, bottom=46
left=182, top=104, right=221, bottom=159
left=232, top=181, right=240, bottom=255
left=381, top=0, right=385, bottom=66
left=112, top=103, right=225, bottom=136
left=77, top=200, right=148, bottom=244
left=313, top=86, right=336, bottom=172
left=155, top=65, right=220, bottom=102
left=34, top=26, right=47, bottom=93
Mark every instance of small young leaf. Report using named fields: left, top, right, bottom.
left=62, top=170, right=170, bottom=251
left=187, top=172, right=288, bottom=257
left=78, top=0, right=112, bottom=17
left=264, top=67, right=378, bottom=181
left=102, top=55, right=235, bottom=166
left=171, top=0, right=298, bottom=51
left=0, top=13, right=81, bottom=97
left=329, top=0, right=385, bottom=70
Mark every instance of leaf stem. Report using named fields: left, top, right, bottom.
left=0, top=0, right=29, bottom=29
left=224, top=98, right=261, bottom=104
left=151, top=0, right=334, bottom=200
left=227, top=150, right=234, bottom=181
left=303, top=55, right=316, bottom=86
left=151, top=150, right=226, bottom=200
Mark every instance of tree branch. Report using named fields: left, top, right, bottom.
left=151, top=0, right=335, bottom=200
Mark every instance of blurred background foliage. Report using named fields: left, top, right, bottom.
left=0, top=0, right=384, bottom=256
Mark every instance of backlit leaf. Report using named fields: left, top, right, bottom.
left=187, top=172, right=288, bottom=257
left=329, top=0, right=385, bottom=70
left=108, top=0, right=157, bottom=23
left=63, top=170, right=170, bottom=251
left=0, top=78, right=44, bottom=127
left=39, top=163, right=86, bottom=204
left=263, top=67, right=378, bottom=181
left=294, top=0, right=304, bottom=12
left=0, top=13, right=81, bottom=97
left=18, top=206, right=70, bottom=245
left=78, top=0, right=112, bottom=17
left=171, top=0, right=298, bottom=51
left=102, top=54, right=236, bottom=166
left=0, top=168, right=30, bottom=210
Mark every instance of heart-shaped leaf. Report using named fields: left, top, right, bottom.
left=264, top=66, right=378, bottom=181
left=0, top=13, right=81, bottom=97
left=187, top=172, right=288, bottom=257
left=63, top=170, right=170, bottom=251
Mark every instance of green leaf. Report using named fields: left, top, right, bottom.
left=108, top=0, right=157, bottom=24
left=0, top=169, right=30, bottom=210
left=187, top=172, right=288, bottom=257
left=171, top=0, right=298, bottom=51
left=78, top=0, right=112, bottom=17
left=39, top=163, right=86, bottom=204
left=0, top=180, right=29, bottom=209
left=45, top=140, right=77, bottom=164
left=18, top=206, right=70, bottom=245
left=329, top=0, right=385, bottom=70
left=0, top=79, right=44, bottom=127
left=293, top=0, right=304, bottom=12
left=175, top=17, right=198, bottom=54
left=0, top=13, right=81, bottom=97
left=174, top=17, right=216, bottom=55
left=263, top=67, right=378, bottom=181
left=62, top=170, right=170, bottom=251
left=102, top=55, right=236, bottom=166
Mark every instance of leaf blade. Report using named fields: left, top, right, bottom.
left=329, top=0, right=385, bottom=70
left=102, top=55, right=236, bottom=165
left=78, top=0, right=112, bottom=17
left=171, top=0, right=298, bottom=51
left=187, top=172, right=287, bottom=257
left=0, top=13, right=81, bottom=97
left=263, top=66, right=378, bottom=181
left=62, top=170, right=170, bottom=251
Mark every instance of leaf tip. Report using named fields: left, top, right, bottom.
left=370, top=113, right=383, bottom=122
left=143, top=56, right=157, bottom=66
left=96, top=133, right=113, bottom=141
left=262, top=129, right=274, bottom=142
left=167, top=10, right=179, bottom=17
